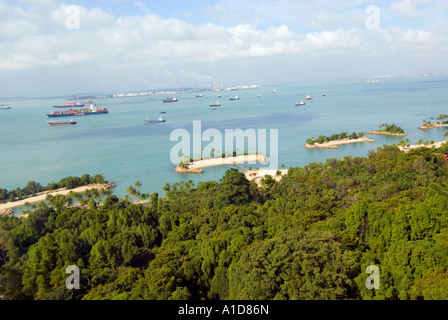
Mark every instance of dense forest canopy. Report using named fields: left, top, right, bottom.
left=2, top=144, right=448, bottom=300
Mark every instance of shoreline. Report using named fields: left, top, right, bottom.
left=366, top=131, right=407, bottom=137
left=305, top=136, right=375, bottom=149
left=0, top=183, right=115, bottom=214
left=398, top=140, right=448, bottom=153
left=245, top=169, right=288, bottom=186
left=175, top=154, right=269, bottom=173
left=418, top=123, right=448, bottom=130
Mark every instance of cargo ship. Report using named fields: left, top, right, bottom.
left=53, top=100, right=92, bottom=108
left=163, top=97, right=178, bottom=103
left=144, top=112, right=166, bottom=124
left=209, top=100, right=221, bottom=107
left=47, top=104, right=108, bottom=117
left=48, top=119, right=77, bottom=126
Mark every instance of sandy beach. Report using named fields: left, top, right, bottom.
left=418, top=123, right=448, bottom=130
left=398, top=140, right=448, bottom=153
left=245, top=169, right=288, bottom=186
left=176, top=154, right=269, bottom=173
left=366, top=131, right=407, bottom=137
left=0, top=183, right=114, bottom=213
left=305, top=136, right=375, bottom=149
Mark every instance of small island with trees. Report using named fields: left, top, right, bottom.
left=305, top=131, right=374, bottom=149
left=175, top=153, right=268, bottom=173
left=366, top=123, right=407, bottom=136
left=419, top=114, right=448, bottom=130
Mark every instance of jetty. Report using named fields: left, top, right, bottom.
left=305, top=136, right=375, bottom=149
left=175, top=154, right=269, bottom=174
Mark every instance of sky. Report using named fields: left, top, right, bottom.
left=0, top=0, right=447, bottom=97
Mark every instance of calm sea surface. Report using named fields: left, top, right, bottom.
left=1, top=75, right=448, bottom=215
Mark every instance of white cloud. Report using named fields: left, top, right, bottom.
left=0, top=0, right=447, bottom=96
left=390, top=0, right=430, bottom=18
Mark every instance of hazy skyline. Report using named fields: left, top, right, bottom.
left=1, top=0, right=447, bottom=97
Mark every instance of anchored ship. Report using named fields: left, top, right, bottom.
left=144, top=112, right=166, bottom=124
left=209, top=100, right=221, bottom=107
left=47, top=104, right=108, bottom=117
left=163, top=97, right=178, bottom=103
left=48, top=118, right=77, bottom=126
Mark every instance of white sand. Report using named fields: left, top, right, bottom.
left=0, top=184, right=112, bottom=211
left=245, top=169, right=288, bottom=186
left=187, top=154, right=268, bottom=169
left=398, top=140, right=448, bottom=153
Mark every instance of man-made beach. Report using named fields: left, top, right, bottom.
left=398, top=140, right=448, bottom=152
left=365, top=131, right=407, bottom=137
left=0, top=183, right=114, bottom=214
left=176, top=154, right=269, bottom=173
left=305, top=137, right=375, bottom=149
left=245, top=169, right=288, bottom=186
left=418, top=123, right=448, bottom=130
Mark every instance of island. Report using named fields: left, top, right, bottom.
left=398, top=140, right=448, bottom=153
left=419, top=114, right=448, bottom=130
left=366, top=123, right=407, bottom=136
left=175, top=154, right=269, bottom=173
left=0, top=182, right=115, bottom=213
left=305, top=131, right=375, bottom=149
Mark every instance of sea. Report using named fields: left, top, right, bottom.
left=1, top=74, right=448, bottom=216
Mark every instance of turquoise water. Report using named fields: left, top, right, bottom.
left=1, top=75, right=448, bottom=215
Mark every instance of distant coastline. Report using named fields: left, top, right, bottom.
left=175, top=154, right=269, bottom=173
left=305, top=136, right=375, bottom=149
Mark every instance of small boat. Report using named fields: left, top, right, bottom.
left=295, top=101, right=306, bottom=106
left=163, top=97, right=178, bottom=103
left=0, top=104, right=11, bottom=110
left=306, top=95, right=312, bottom=100
left=229, top=96, right=240, bottom=101
left=196, top=93, right=203, bottom=98
left=209, top=100, right=221, bottom=107
left=217, top=94, right=222, bottom=98
left=48, top=118, right=77, bottom=126
left=144, top=112, right=166, bottom=124
left=257, top=94, right=261, bottom=97
left=323, top=93, right=327, bottom=96
left=272, top=89, right=277, bottom=93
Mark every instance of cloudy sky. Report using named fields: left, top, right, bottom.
left=0, top=0, right=447, bottom=97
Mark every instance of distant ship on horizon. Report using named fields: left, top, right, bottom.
left=0, top=104, right=11, bottom=110
left=209, top=100, right=221, bottom=107
left=163, top=97, right=178, bottom=103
